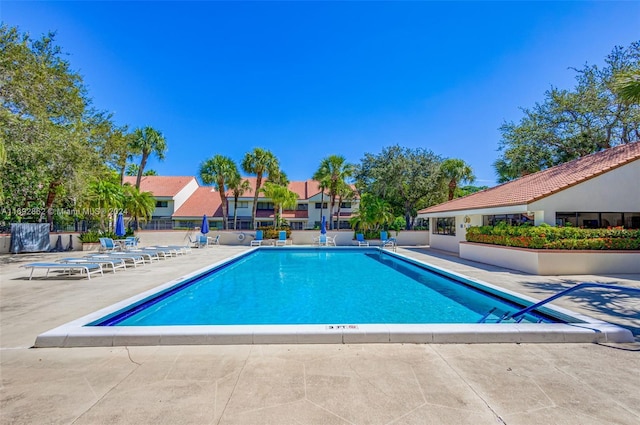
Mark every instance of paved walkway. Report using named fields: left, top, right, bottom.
left=1, top=246, right=639, bottom=424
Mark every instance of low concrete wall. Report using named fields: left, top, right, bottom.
left=0, top=230, right=430, bottom=254
left=460, top=242, right=640, bottom=275
left=197, top=230, right=429, bottom=247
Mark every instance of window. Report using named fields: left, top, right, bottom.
left=235, top=201, right=248, bottom=209
left=257, top=202, right=274, bottom=210
left=315, top=202, right=328, bottom=209
left=483, top=213, right=533, bottom=226
left=340, top=202, right=352, bottom=209
left=432, top=217, right=456, bottom=236
left=557, top=212, right=640, bottom=229
left=296, top=203, right=308, bottom=211
left=155, top=201, right=168, bottom=208
left=290, top=222, right=303, bottom=230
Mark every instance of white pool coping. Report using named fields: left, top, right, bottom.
left=34, top=247, right=635, bottom=347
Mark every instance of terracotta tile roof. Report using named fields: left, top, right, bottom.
left=419, top=142, right=640, bottom=214
left=123, top=176, right=196, bottom=197
left=173, top=187, right=223, bottom=218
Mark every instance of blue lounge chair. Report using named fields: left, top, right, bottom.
left=251, top=230, right=263, bottom=247
left=275, top=230, right=288, bottom=246
left=380, top=231, right=396, bottom=251
left=124, top=236, right=139, bottom=248
left=356, top=233, right=369, bottom=246
left=99, top=237, right=120, bottom=252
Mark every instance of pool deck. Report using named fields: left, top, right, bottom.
left=1, top=246, right=639, bottom=424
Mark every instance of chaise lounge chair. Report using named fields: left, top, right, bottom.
left=275, top=230, right=289, bottom=246
left=251, top=230, right=263, bottom=247
left=86, top=253, right=146, bottom=268
left=58, top=257, right=126, bottom=274
left=22, top=262, right=104, bottom=280
left=380, top=231, right=397, bottom=251
left=99, top=237, right=121, bottom=253
left=356, top=233, right=369, bottom=246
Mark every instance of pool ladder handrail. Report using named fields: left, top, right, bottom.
left=509, top=282, right=640, bottom=320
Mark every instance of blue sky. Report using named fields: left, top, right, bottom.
left=3, top=1, right=639, bottom=187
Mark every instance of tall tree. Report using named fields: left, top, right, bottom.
left=440, top=158, right=476, bottom=201
left=102, top=126, right=135, bottom=185
left=199, top=154, right=238, bottom=230
left=241, top=148, right=279, bottom=229
left=356, top=145, right=444, bottom=229
left=614, top=70, right=640, bottom=104
left=130, top=126, right=167, bottom=189
left=495, top=42, right=640, bottom=182
left=260, top=182, right=298, bottom=229
left=0, top=25, right=107, bottom=226
left=125, top=164, right=157, bottom=176
left=312, top=155, right=355, bottom=230
left=227, top=174, right=252, bottom=230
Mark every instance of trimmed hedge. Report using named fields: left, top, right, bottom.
left=465, top=224, right=640, bottom=250
left=257, top=227, right=291, bottom=240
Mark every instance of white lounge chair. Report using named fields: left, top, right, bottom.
left=59, top=257, right=126, bottom=274
left=86, top=253, right=145, bottom=268
left=22, top=262, right=104, bottom=280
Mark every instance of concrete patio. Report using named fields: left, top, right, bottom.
left=1, top=245, right=639, bottom=424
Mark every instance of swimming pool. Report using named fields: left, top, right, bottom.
left=35, top=247, right=634, bottom=346
left=93, top=249, right=551, bottom=326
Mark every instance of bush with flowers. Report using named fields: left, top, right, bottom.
left=465, top=223, right=640, bottom=250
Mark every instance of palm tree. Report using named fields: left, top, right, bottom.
left=614, top=70, right=640, bottom=104
left=130, top=126, right=167, bottom=190
left=86, top=180, right=124, bottom=230
left=227, top=173, right=252, bottom=230
left=313, top=155, right=355, bottom=230
left=260, top=182, right=298, bottom=229
left=440, top=158, right=476, bottom=201
left=241, top=148, right=279, bottom=229
left=334, top=182, right=356, bottom=231
left=123, top=184, right=155, bottom=230
left=199, top=155, right=238, bottom=230
left=349, top=193, right=394, bottom=234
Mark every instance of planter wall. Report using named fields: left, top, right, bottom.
left=460, top=242, right=640, bottom=275
left=81, top=242, right=101, bottom=252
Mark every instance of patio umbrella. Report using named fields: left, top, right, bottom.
left=115, top=213, right=126, bottom=237
left=320, top=215, right=327, bottom=235
left=201, top=214, right=209, bottom=235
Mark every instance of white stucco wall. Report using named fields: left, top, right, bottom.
left=529, top=160, right=640, bottom=225
left=427, top=214, right=476, bottom=253
left=460, top=242, right=640, bottom=275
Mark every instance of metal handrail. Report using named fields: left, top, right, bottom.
left=510, top=282, right=640, bottom=320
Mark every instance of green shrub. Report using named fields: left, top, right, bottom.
left=257, top=226, right=291, bottom=240
left=466, top=225, right=640, bottom=250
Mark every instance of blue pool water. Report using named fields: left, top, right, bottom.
left=95, top=249, right=551, bottom=326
